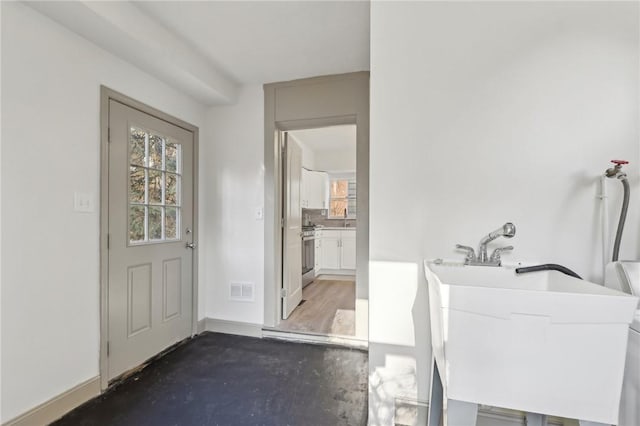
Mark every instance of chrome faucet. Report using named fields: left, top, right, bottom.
left=456, top=222, right=516, bottom=266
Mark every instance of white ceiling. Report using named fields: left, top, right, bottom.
left=133, top=1, right=371, bottom=85
left=28, top=1, right=370, bottom=105
left=289, top=124, right=356, bottom=152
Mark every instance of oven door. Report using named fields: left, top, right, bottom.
left=302, top=236, right=315, bottom=287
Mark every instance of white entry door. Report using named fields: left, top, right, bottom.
left=107, top=99, right=194, bottom=381
left=282, top=133, right=303, bottom=319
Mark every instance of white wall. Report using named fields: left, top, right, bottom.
left=0, top=3, right=208, bottom=421
left=290, top=134, right=316, bottom=170
left=314, top=147, right=356, bottom=172
left=369, top=2, right=639, bottom=424
left=203, top=85, right=265, bottom=324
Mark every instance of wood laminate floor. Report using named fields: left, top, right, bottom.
left=278, top=277, right=356, bottom=336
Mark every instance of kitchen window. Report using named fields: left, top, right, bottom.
left=328, top=178, right=356, bottom=218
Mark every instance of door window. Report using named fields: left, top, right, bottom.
left=128, top=126, right=182, bottom=244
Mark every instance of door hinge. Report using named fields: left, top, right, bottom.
left=280, top=288, right=287, bottom=298
left=106, top=341, right=110, bottom=357
left=281, top=218, right=284, bottom=228
left=107, top=233, right=110, bottom=249
left=107, top=127, right=111, bottom=143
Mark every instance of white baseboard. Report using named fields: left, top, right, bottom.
left=196, top=317, right=207, bottom=334
left=4, top=376, right=100, bottom=426
left=316, top=270, right=356, bottom=277
left=199, top=317, right=367, bottom=350
left=393, top=397, right=570, bottom=426
left=262, top=328, right=368, bottom=349
left=202, top=318, right=263, bottom=338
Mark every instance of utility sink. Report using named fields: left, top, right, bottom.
left=424, top=260, right=639, bottom=425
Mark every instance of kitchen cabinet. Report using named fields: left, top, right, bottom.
left=301, top=169, right=328, bottom=209
left=340, top=231, right=356, bottom=270
left=301, top=168, right=310, bottom=208
left=320, top=230, right=341, bottom=269
left=319, top=229, right=355, bottom=272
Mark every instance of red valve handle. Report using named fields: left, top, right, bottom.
left=611, top=160, right=629, bottom=165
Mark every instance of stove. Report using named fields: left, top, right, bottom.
left=301, top=226, right=316, bottom=287
left=302, top=226, right=315, bottom=238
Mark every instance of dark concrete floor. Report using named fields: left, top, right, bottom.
left=53, top=332, right=368, bottom=426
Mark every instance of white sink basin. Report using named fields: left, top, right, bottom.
left=424, top=260, right=639, bottom=424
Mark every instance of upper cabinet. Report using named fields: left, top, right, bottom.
left=301, top=168, right=328, bottom=209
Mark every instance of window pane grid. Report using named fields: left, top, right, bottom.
left=128, top=126, right=182, bottom=244
left=329, top=178, right=356, bottom=218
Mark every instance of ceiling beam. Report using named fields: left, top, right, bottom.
left=27, top=1, right=238, bottom=105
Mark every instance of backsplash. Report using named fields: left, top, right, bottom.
left=303, top=208, right=357, bottom=228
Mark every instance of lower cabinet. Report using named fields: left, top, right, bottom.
left=340, top=231, right=356, bottom=270
left=319, top=229, right=356, bottom=272
left=320, top=231, right=341, bottom=269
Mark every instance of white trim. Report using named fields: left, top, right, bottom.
left=200, top=318, right=368, bottom=350
left=203, top=318, right=263, bottom=338
left=197, top=318, right=207, bottom=334
left=316, top=269, right=356, bottom=276
left=316, top=274, right=356, bottom=281
left=262, top=328, right=368, bottom=350
left=3, top=377, right=100, bottom=426
left=393, top=398, right=569, bottom=426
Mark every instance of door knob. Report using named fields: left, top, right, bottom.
left=186, top=242, right=196, bottom=249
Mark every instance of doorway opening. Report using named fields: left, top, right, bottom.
left=262, top=72, right=369, bottom=348
left=277, top=124, right=358, bottom=338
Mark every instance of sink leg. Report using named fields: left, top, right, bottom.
left=428, top=357, right=443, bottom=426
left=444, top=399, right=478, bottom=426
left=427, top=357, right=478, bottom=426
left=526, top=413, right=548, bottom=426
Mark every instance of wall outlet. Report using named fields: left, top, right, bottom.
left=74, top=192, right=95, bottom=213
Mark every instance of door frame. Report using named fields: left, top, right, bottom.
left=276, top=121, right=355, bottom=324
left=99, top=86, right=199, bottom=391
left=264, top=72, right=370, bottom=335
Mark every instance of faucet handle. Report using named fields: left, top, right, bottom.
left=490, top=245, right=513, bottom=263
left=455, top=244, right=476, bottom=262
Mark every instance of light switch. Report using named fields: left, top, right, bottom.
left=74, top=192, right=95, bottom=213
